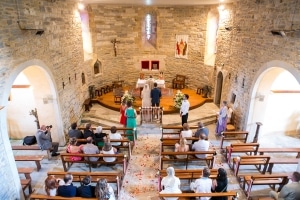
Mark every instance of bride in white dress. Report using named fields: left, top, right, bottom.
left=141, top=84, right=151, bottom=122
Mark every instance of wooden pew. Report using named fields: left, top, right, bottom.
left=161, top=126, right=198, bottom=137
left=267, top=158, right=299, bottom=174
left=77, top=126, right=136, bottom=145
left=257, top=147, right=300, bottom=158
left=220, top=131, right=249, bottom=149
left=76, top=138, right=132, bottom=159
left=226, top=143, right=260, bottom=165
left=60, top=153, right=127, bottom=174
left=12, top=145, right=51, bottom=160
left=232, top=155, right=271, bottom=176
left=29, top=195, right=97, bottom=199
left=18, top=167, right=35, bottom=179
left=240, top=174, right=289, bottom=199
left=47, top=171, right=121, bottom=196
left=15, top=155, right=44, bottom=171
left=21, top=179, right=34, bottom=199
left=158, top=191, right=238, bottom=199
left=160, top=151, right=216, bottom=170
left=158, top=169, right=218, bottom=191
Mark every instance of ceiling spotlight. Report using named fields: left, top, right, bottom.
left=78, top=2, right=85, bottom=10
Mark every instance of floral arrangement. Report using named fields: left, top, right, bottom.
left=121, top=90, right=135, bottom=104
left=173, top=90, right=184, bottom=109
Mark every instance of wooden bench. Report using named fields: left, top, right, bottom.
left=83, top=98, right=92, bottom=111
left=161, top=126, right=198, bottom=137
left=21, top=179, right=34, bottom=199
left=12, top=145, right=52, bottom=160
left=232, top=155, right=270, bottom=176
left=257, top=147, right=300, bottom=158
left=29, top=194, right=97, bottom=199
left=76, top=138, right=132, bottom=159
left=241, top=174, right=289, bottom=199
left=18, top=167, right=35, bottom=179
left=15, top=155, right=44, bottom=171
left=160, top=151, right=216, bottom=170
left=60, top=153, right=128, bottom=174
left=158, top=191, right=238, bottom=199
left=226, top=143, right=260, bottom=165
left=47, top=171, right=121, bottom=196
left=267, top=157, right=299, bottom=174
left=220, top=131, right=249, bottom=149
left=158, top=169, right=218, bottom=191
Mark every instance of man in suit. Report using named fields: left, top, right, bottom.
left=150, top=82, right=162, bottom=107
left=269, top=171, right=300, bottom=200
left=36, top=125, right=60, bottom=156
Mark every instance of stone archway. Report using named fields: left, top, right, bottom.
left=0, top=59, right=64, bottom=199
left=246, top=60, right=300, bottom=146
left=214, top=71, right=224, bottom=106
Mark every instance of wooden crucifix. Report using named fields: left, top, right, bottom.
left=111, top=38, right=120, bottom=57
left=29, top=108, right=40, bottom=129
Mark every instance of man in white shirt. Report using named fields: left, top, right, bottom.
left=109, top=126, right=122, bottom=146
left=180, top=94, right=190, bottom=126
left=192, top=134, right=209, bottom=158
left=190, top=167, right=212, bottom=200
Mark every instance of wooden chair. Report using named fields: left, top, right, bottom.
left=172, top=75, right=186, bottom=89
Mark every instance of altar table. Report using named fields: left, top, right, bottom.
left=136, top=79, right=165, bottom=88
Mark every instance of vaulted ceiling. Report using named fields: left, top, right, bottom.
left=78, top=0, right=236, bottom=6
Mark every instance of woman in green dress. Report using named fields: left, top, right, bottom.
left=125, top=101, right=137, bottom=141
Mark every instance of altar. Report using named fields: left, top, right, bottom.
left=136, top=79, right=165, bottom=88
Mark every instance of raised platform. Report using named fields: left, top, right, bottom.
left=92, top=88, right=213, bottom=114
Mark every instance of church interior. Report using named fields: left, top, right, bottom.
left=1, top=0, right=300, bottom=199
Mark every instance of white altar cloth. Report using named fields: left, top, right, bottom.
left=136, top=79, right=165, bottom=88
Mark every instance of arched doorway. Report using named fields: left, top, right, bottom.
left=246, top=60, right=300, bottom=146
left=0, top=59, right=64, bottom=199
left=214, top=71, right=224, bottom=106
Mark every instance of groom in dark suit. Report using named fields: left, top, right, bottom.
left=150, top=82, right=162, bottom=107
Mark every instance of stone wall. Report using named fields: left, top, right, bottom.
left=215, top=0, right=300, bottom=130
left=88, top=5, right=216, bottom=89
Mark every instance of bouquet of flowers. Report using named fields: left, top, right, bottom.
left=121, top=90, right=135, bottom=103
left=173, top=90, right=184, bottom=109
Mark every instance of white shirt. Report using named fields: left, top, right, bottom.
left=192, top=140, right=209, bottom=158
left=160, top=176, right=182, bottom=200
left=109, top=132, right=122, bottom=146
left=180, top=100, right=190, bottom=115
left=102, top=148, right=116, bottom=162
left=181, top=130, right=193, bottom=144
left=190, top=177, right=212, bottom=200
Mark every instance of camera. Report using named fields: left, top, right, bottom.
left=46, top=125, right=53, bottom=129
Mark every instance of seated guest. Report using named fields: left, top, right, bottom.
left=190, top=167, right=212, bottom=200
left=66, top=137, right=82, bottom=161
left=57, top=173, right=77, bottom=197
left=68, top=122, right=83, bottom=140
left=44, top=175, right=64, bottom=196
left=77, top=175, right=96, bottom=198
left=83, top=123, right=96, bottom=141
left=94, top=126, right=107, bottom=147
left=109, top=126, right=123, bottom=147
left=36, top=125, right=60, bottom=156
left=194, top=121, right=209, bottom=138
left=191, top=133, right=210, bottom=158
left=211, top=168, right=228, bottom=200
left=174, top=138, right=189, bottom=159
left=160, top=166, right=182, bottom=200
left=180, top=123, right=193, bottom=144
left=95, top=178, right=116, bottom=200
left=102, top=142, right=117, bottom=163
left=80, top=137, right=100, bottom=162
left=269, top=171, right=300, bottom=200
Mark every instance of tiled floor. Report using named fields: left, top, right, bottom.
left=12, top=103, right=300, bottom=200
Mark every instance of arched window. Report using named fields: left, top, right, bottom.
left=94, top=59, right=102, bottom=75
left=81, top=73, right=86, bottom=85
left=142, top=12, right=157, bottom=48
left=204, top=9, right=219, bottom=66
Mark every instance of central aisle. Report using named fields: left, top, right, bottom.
left=119, top=124, right=161, bottom=200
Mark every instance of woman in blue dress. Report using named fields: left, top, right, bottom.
left=125, top=101, right=137, bottom=141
